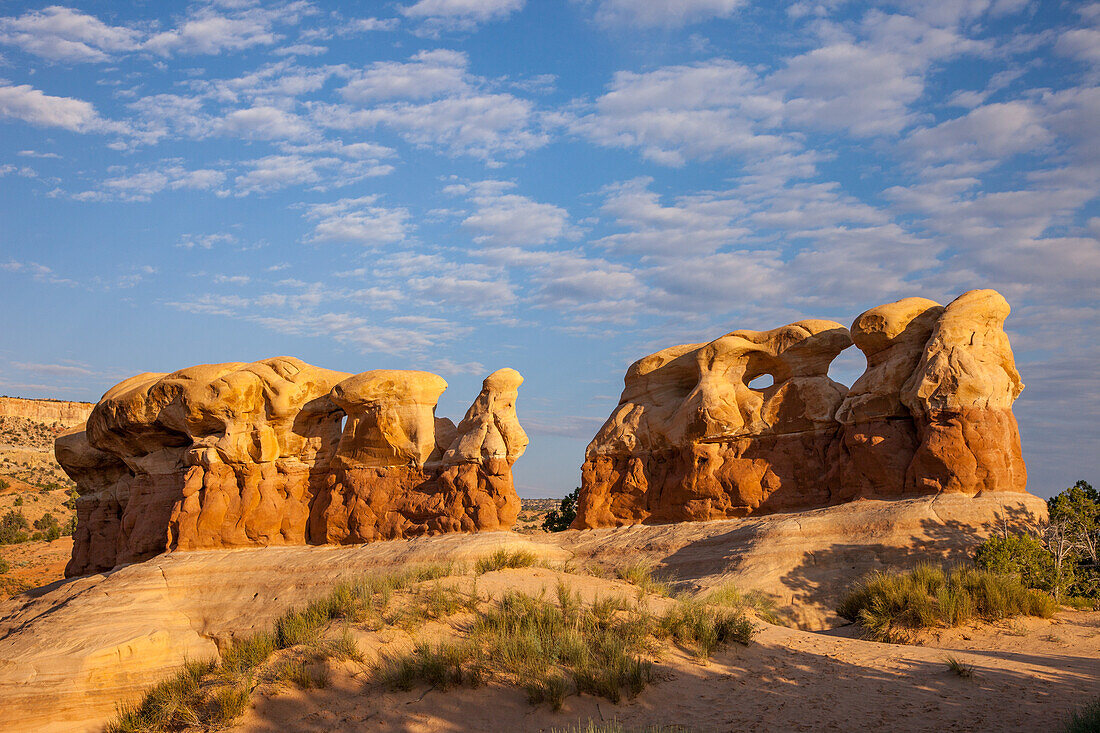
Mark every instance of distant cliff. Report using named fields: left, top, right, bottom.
left=0, top=397, right=93, bottom=426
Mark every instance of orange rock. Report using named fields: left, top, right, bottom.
left=574, top=289, right=1033, bottom=529
left=57, top=360, right=527, bottom=576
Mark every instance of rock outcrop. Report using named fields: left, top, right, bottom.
left=0, top=397, right=93, bottom=426
left=57, top=359, right=527, bottom=576
left=574, top=289, right=1029, bottom=528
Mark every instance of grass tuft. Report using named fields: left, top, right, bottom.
left=944, top=656, right=975, bottom=679
left=837, top=563, right=1058, bottom=643
left=616, top=563, right=671, bottom=597
left=1064, top=695, right=1100, bottom=733
left=475, top=548, right=537, bottom=574
left=655, top=598, right=754, bottom=658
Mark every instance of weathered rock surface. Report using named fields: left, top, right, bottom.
left=0, top=397, right=93, bottom=426
left=0, top=492, right=1045, bottom=733
left=58, top=359, right=527, bottom=576
left=575, top=289, right=1031, bottom=529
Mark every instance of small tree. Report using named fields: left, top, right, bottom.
left=0, top=510, right=30, bottom=545
left=32, top=513, right=63, bottom=542
left=542, top=488, right=579, bottom=532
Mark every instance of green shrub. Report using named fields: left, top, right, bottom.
left=106, top=659, right=214, bottom=733
left=1064, top=695, right=1100, bottom=733
left=475, top=548, right=536, bottom=574
left=837, top=563, right=1057, bottom=643
left=655, top=599, right=755, bottom=658
left=0, top=556, right=9, bottom=574
left=12, top=496, right=22, bottom=506
left=543, top=488, right=579, bottom=532
left=615, top=563, right=670, bottom=597
left=0, top=510, right=29, bottom=544
left=32, top=512, right=62, bottom=542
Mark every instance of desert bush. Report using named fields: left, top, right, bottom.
left=475, top=548, right=536, bottom=574
left=655, top=599, right=755, bottom=658
left=12, top=496, right=21, bottom=506
left=975, top=533, right=1059, bottom=592
left=1063, top=695, right=1100, bottom=733
left=543, top=488, right=579, bottom=532
left=837, top=563, right=1057, bottom=643
left=106, top=659, right=214, bottom=733
left=0, top=509, right=29, bottom=544
left=32, top=512, right=62, bottom=542
left=0, top=556, right=9, bottom=574
left=703, top=583, right=787, bottom=625
left=615, top=563, right=670, bottom=597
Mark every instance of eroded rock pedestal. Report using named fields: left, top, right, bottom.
left=57, top=359, right=527, bottom=576
left=574, top=289, right=1030, bottom=528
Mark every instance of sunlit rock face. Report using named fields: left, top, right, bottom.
left=57, top=360, right=527, bottom=577
left=573, top=289, right=1029, bottom=529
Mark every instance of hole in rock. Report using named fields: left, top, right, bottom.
left=339, top=415, right=348, bottom=432
left=747, top=373, right=774, bottom=390
left=827, top=345, right=865, bottom=389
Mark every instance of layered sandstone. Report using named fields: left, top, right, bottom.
left=57, top=359, right=527, bottom=576
left=0, top=397, right=93, bottom=426
left=574, top=289, right=1030, bottom=528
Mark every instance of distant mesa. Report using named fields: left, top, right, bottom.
left=56, top=359, right=528, bottom=577
left=573, top=289, right=1030, bottom=528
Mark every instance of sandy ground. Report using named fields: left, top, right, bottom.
left=228, top=568, right=1100, bottom=733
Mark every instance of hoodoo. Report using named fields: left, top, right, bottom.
left=573, top=289, right=1030, bottom=528
left=57, top=358, right=527, bottom=576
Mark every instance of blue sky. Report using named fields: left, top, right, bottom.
left=0, top=0, right=1097, bottom=499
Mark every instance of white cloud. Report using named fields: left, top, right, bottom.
left=400, top=0, right=523, bottom=34
left=144, top=2, right=313, bottom=56
left=301, top=196, right=410, bottom=244
left=340, top=49, right=469, bottom=102
left=234, top=150, right=393, bottom=195
left=569, top=60, right=788, bottom=166
left=272, top=43, right=327, bottom=56
left=592, top=0, right=745, bottom=28
left=77, top=164, right=226, bottom=201
left=0, top=82, right=104, bottom=131
left=217, top=105, right=314, bottom=139
left=0, top=6, right=141, bottom=62
left=177, top=233, right=238, bottom=249
left=451, top=180, right=574, bottom=245
left=904, top=101, right=1052, bottom=164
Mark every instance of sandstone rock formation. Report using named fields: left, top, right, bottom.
left=57, top=359, right=527, bottom=576
left=574, top=289, right=1029, bottom=528
left=0, top=397, right=93, bottom=426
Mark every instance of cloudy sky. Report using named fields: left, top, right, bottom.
left=0, top=0, right=1096, bottom=499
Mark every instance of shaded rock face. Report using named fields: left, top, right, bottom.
left=57, top=359, right=527, bottom=576
left=574, top=289, right=1028, bottom=529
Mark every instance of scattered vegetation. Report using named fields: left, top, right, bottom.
left=616, top=563, right=671, bottom=597
left=475, top=548, right=536, bottom=574
left=543, top=487, right=579, bottom=532
left=377, top=582, right=754, bottom=709
left=551, top=723, right=690, bottom=733
left=107, top=563, right=454, bottom=732
left=1063, top=695, right=1100, bottom=733
left=944, top=656, right=975, bottom=679
left=837, top=563, right=1057, bottom=643
left=976, top=479, right=1098, bottom=601
left=0, top=556, right=8, bottom=573
left=0, top=509, right=30, bottom=544
left=703, top=583, right=788, bottom=626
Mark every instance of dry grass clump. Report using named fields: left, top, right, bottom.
left=106, top=659, right=214, bottom=733
left=837, top=563, right=1058, bottom=643
left=944, top=656, right=975, bottom=679
left=475, top=548, right=537, bottom=574
left=107, top=562, right=454, bottom=733
left=616, top=563, right=671, bottom=597
left=703, top=583, right=788, bottom=625
left=377, top=582, right=754, bottom=709
left=654, top=598, right=755, bottom=658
